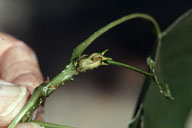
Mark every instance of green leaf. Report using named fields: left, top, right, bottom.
left=70, top=13, right=161, bottom=62
left=141, top=9, right=192, bottom=128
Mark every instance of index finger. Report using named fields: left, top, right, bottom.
left=0, top=32, right=43, bottom=93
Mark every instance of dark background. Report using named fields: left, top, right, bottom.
left=0, top=0, right=191, bottom=78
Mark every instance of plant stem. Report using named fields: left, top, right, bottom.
left=106, top=60, right=153, bottom=76
left=8, top=13, right=162, bottom=128
left=7, top=87, right=42, bottom=128
left=8, top=52, right=107, bottom=128
left=31, top=120, right=74, bottom=128
left=8, top=63, right=79, bottom=128
left=71, top=13, right=161, bottom=61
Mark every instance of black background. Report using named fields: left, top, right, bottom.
left=1, top=0, right=191, bottom=79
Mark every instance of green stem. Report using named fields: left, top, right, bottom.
left=71, top=13, right=161, bottom=61
left=106, top=60, right=153, bottom=76
left=8, top=63, right=78, bottom=128
left=8, top=52, right=107, bottom=128
left=8, top=87, right=42, bottom=128
left=31, top=120, right=74, bottom=128
left=8, top=13, right=161, bottom=128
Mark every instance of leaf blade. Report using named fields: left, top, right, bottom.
left=142, top=9, right=192, bottom=128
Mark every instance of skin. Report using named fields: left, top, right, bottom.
left=0, top=32, right=43, bottom=128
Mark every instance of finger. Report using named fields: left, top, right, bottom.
left=15, top=123, right=41, bottom=128
left=0, top=32, right=43, bottom=93
left=0, top=80, right=30, bottom=127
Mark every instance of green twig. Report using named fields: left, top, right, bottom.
left=8, top=62, right=78, bottom=128
left=70, top=13, right=161, bottom=61
left=128, top=104, right=143, bottom=128
left=8, top=52, right=108, bottom=128
left=107, top=58, right=174, bottom=100
left=106, top=60, right=153, bottom=76
left=8, top=13, right=162, bottom=128
left=31, top=120, right=74, bottom=128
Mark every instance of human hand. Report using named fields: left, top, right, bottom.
left=0, top=33, right=43, bottom=128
